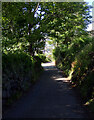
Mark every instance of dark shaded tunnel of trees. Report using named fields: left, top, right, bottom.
left=2, top=2, right=94, bottom=113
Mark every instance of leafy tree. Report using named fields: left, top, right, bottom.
left=2, top=2, right=46, bottom=55
left=44, top=2, right=92, bottom=46
left=2, top=2, right=92, bottom=57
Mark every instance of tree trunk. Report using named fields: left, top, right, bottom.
left=28, top=3, right=39, bottom=57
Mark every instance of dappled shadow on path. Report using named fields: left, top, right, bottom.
left=42, top=61, right=71, bottom=82
left=3, top=62, right=90, bottom=118
left=40, top=62, right=89, bottom=118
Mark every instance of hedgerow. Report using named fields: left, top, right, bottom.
left=2, top=51, right=43, bottom=106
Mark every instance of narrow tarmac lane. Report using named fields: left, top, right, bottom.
left=3, top=62, right=89, bottom=118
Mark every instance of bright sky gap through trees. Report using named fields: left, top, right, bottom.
left=85, top=0, right=93, bottom=31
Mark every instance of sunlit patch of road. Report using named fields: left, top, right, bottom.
left=42, top=61, right=71, bottom=83
left=41, top=61, right=56, bottom=70
left=54, top=77, right=71, bottom=83
left=41, top=61, right=55, bottom=67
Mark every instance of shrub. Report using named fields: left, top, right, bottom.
left=71, top=40, right=94, bottom=105
left=2, top=51, right=43, bottom=106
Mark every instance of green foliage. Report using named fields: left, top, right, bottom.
left=72, top=40, right=93, bottom=85
left=53, top=47, right=60, bottom=60
left=2, top=2, right=46, bottom=56
left=89, top=99, right=94, bottom=112
left=38, top=54, right=50, bottom=63
left=2, top=51, right=43, bottom=106
left=2, top=51, right=32, bottom=73
left=2, top=2, right=93, bottom=112
left=71, top=39, right=94, bottom=109
left=50, top=2, right=93, bottom=112
left=2, top=52, right=32, bottom=94
left=50, top=2, right=92, bottom=75
left=54, top=35, right=92, bottom=75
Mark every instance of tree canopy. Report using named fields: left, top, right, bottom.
left=3, top=2, right=94, bottom=112
left=2, top=2, right=92, bottom=56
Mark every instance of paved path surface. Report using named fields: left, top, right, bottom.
left=3, top=62, right=89, bottom=118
